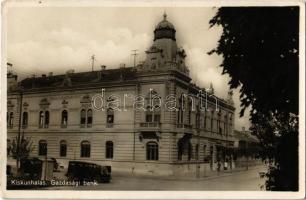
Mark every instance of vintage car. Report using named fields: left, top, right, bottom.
left=19, top=157, right=43, bottom=180
left=66, top=161, right=111, bottom=183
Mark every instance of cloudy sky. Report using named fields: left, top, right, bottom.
left=6, top=6, right=250, bottom=130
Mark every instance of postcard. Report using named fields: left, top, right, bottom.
left=1, top=0, right=305, bottom=199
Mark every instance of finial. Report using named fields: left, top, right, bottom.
left=163, top=11, right=167, bottom=20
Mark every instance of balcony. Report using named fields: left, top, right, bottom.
left=140, top=122, right=161, bottom=128
left=106, top=123, right=114, bottom=128
left=139, top=122, right=161, bottom=131
left=176, top=124, right=193, bottom=133
left=176, top=124, right=192, bottom=129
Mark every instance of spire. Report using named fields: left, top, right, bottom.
left=163, top=11, right=167, bottom=20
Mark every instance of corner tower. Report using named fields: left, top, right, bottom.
left=143, top=13, right=189, bottom=74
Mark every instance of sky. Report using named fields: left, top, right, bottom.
left=6, top=6, right=250, bottom=130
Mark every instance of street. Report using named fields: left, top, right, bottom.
left=46, top=166, right=266, bottom=191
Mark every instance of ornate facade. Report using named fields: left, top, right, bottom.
left=7, top=14, right=236, bottom=177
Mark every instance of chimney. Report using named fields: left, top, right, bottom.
left=42, top=74, right=46, bottom=78
left=119, top=63, right=126, bottom=68
left=100, top=65, right=106, bottom=70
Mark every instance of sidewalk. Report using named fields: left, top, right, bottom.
left=112, top=165, right=266, bottom=182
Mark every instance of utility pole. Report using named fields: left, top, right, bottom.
left=91, top=55, right=95, bottom=71
left=16, top=89, right=23, bottom=171
left=131, top=50, right=138, bottom=67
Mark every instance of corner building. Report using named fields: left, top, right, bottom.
left=7, top=14, right=236, bottom=177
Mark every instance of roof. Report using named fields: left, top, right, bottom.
left=19, top=67, right=137, bottom=90
left=155, top=13, right=175, bottom=30
left=233, top=130, right=259, bottom=143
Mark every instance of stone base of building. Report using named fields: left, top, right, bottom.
left=8, top=157, right=238, bottom=179
left=53, top=158, right=237, bottom=178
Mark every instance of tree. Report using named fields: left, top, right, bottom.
left=10, top=132, right=34, bottom=168
left=209, top=7, right=299, bottom=191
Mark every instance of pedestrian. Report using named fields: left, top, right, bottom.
left=217, top=161, right=221, bottom=171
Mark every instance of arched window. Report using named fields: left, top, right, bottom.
left=39, top=111, right=44, bottom=128
left=22, top=112, right=28, bottom=128
left=44, top=111, right=49, bottom=127
left=80, top=109, right=86, bottom=125
left=60, top=140, right=67, bottom=157
left=146, top=142, right=158, bottom=160
left=80, top=141, right=90, bottom=157
left=105, top=141, right=113, bottom=159
left=38, top=140, right=47, bottom=156
left=87, top=109, right=92, bottom=126
left=61, top=110, right=68, bottom=127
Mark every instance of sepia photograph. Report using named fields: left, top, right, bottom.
left=1, top=0, right=305, bottom=199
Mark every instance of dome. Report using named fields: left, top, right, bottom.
left=155, top=13, right=175, bottom=30
left=154, top=13, right=176, bottom=41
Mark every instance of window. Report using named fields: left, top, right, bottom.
left=39, top=111, right=49, bottom=128
left=61, top=110, right=68, bottom=127
left=203, top=144, right=207, bottom=160
left=154, top=113, right=160, bottom=122
left=60, top=140, right=67, bottom=157
left=8, top=112, right=14, bottom=127
left=106, top=109, right=114, bottom=127
left=217, top=112, right=221, bottom=134
left=177, top=96, right=184, bottom=124
left=105, top=141, right=113, bottom=159
left=38, top=140, right=47, bottom=156
left=188, top=99, right=192, bottom=125
left=188, top=143, right=192, bottom=161
left=45, top=111, right=49, bottom=127
left=211, top=111, right=214, bottom=132
left=80, top=109, right=86, bottom=125
left=195, top=144, right=199, bottom=160
left=39, top=111, right=44, bottom=127
left=145, top=111, right=160, bottom=123
left=224, top=115, right=227, bottom=136
left=87, top=109, right=92, bottom=126
left=22, top=112, right=28, bottom=128
left=146, top=112, right=153, bottom=122
left=7, top=139, right=11, bottom=156
left=146, top=91, right=161, bottom=123
left=146, top=142, right=158, bottom=160
left=195, top=106, right=200, bottom=129
left=80, top=141, right=90, bottom=157
left=204, top=111, right=207, bottom=129
left=80, top=109, right=93, bottom=128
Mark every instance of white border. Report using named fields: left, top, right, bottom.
left=1, top=0, right=305, bottom=199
